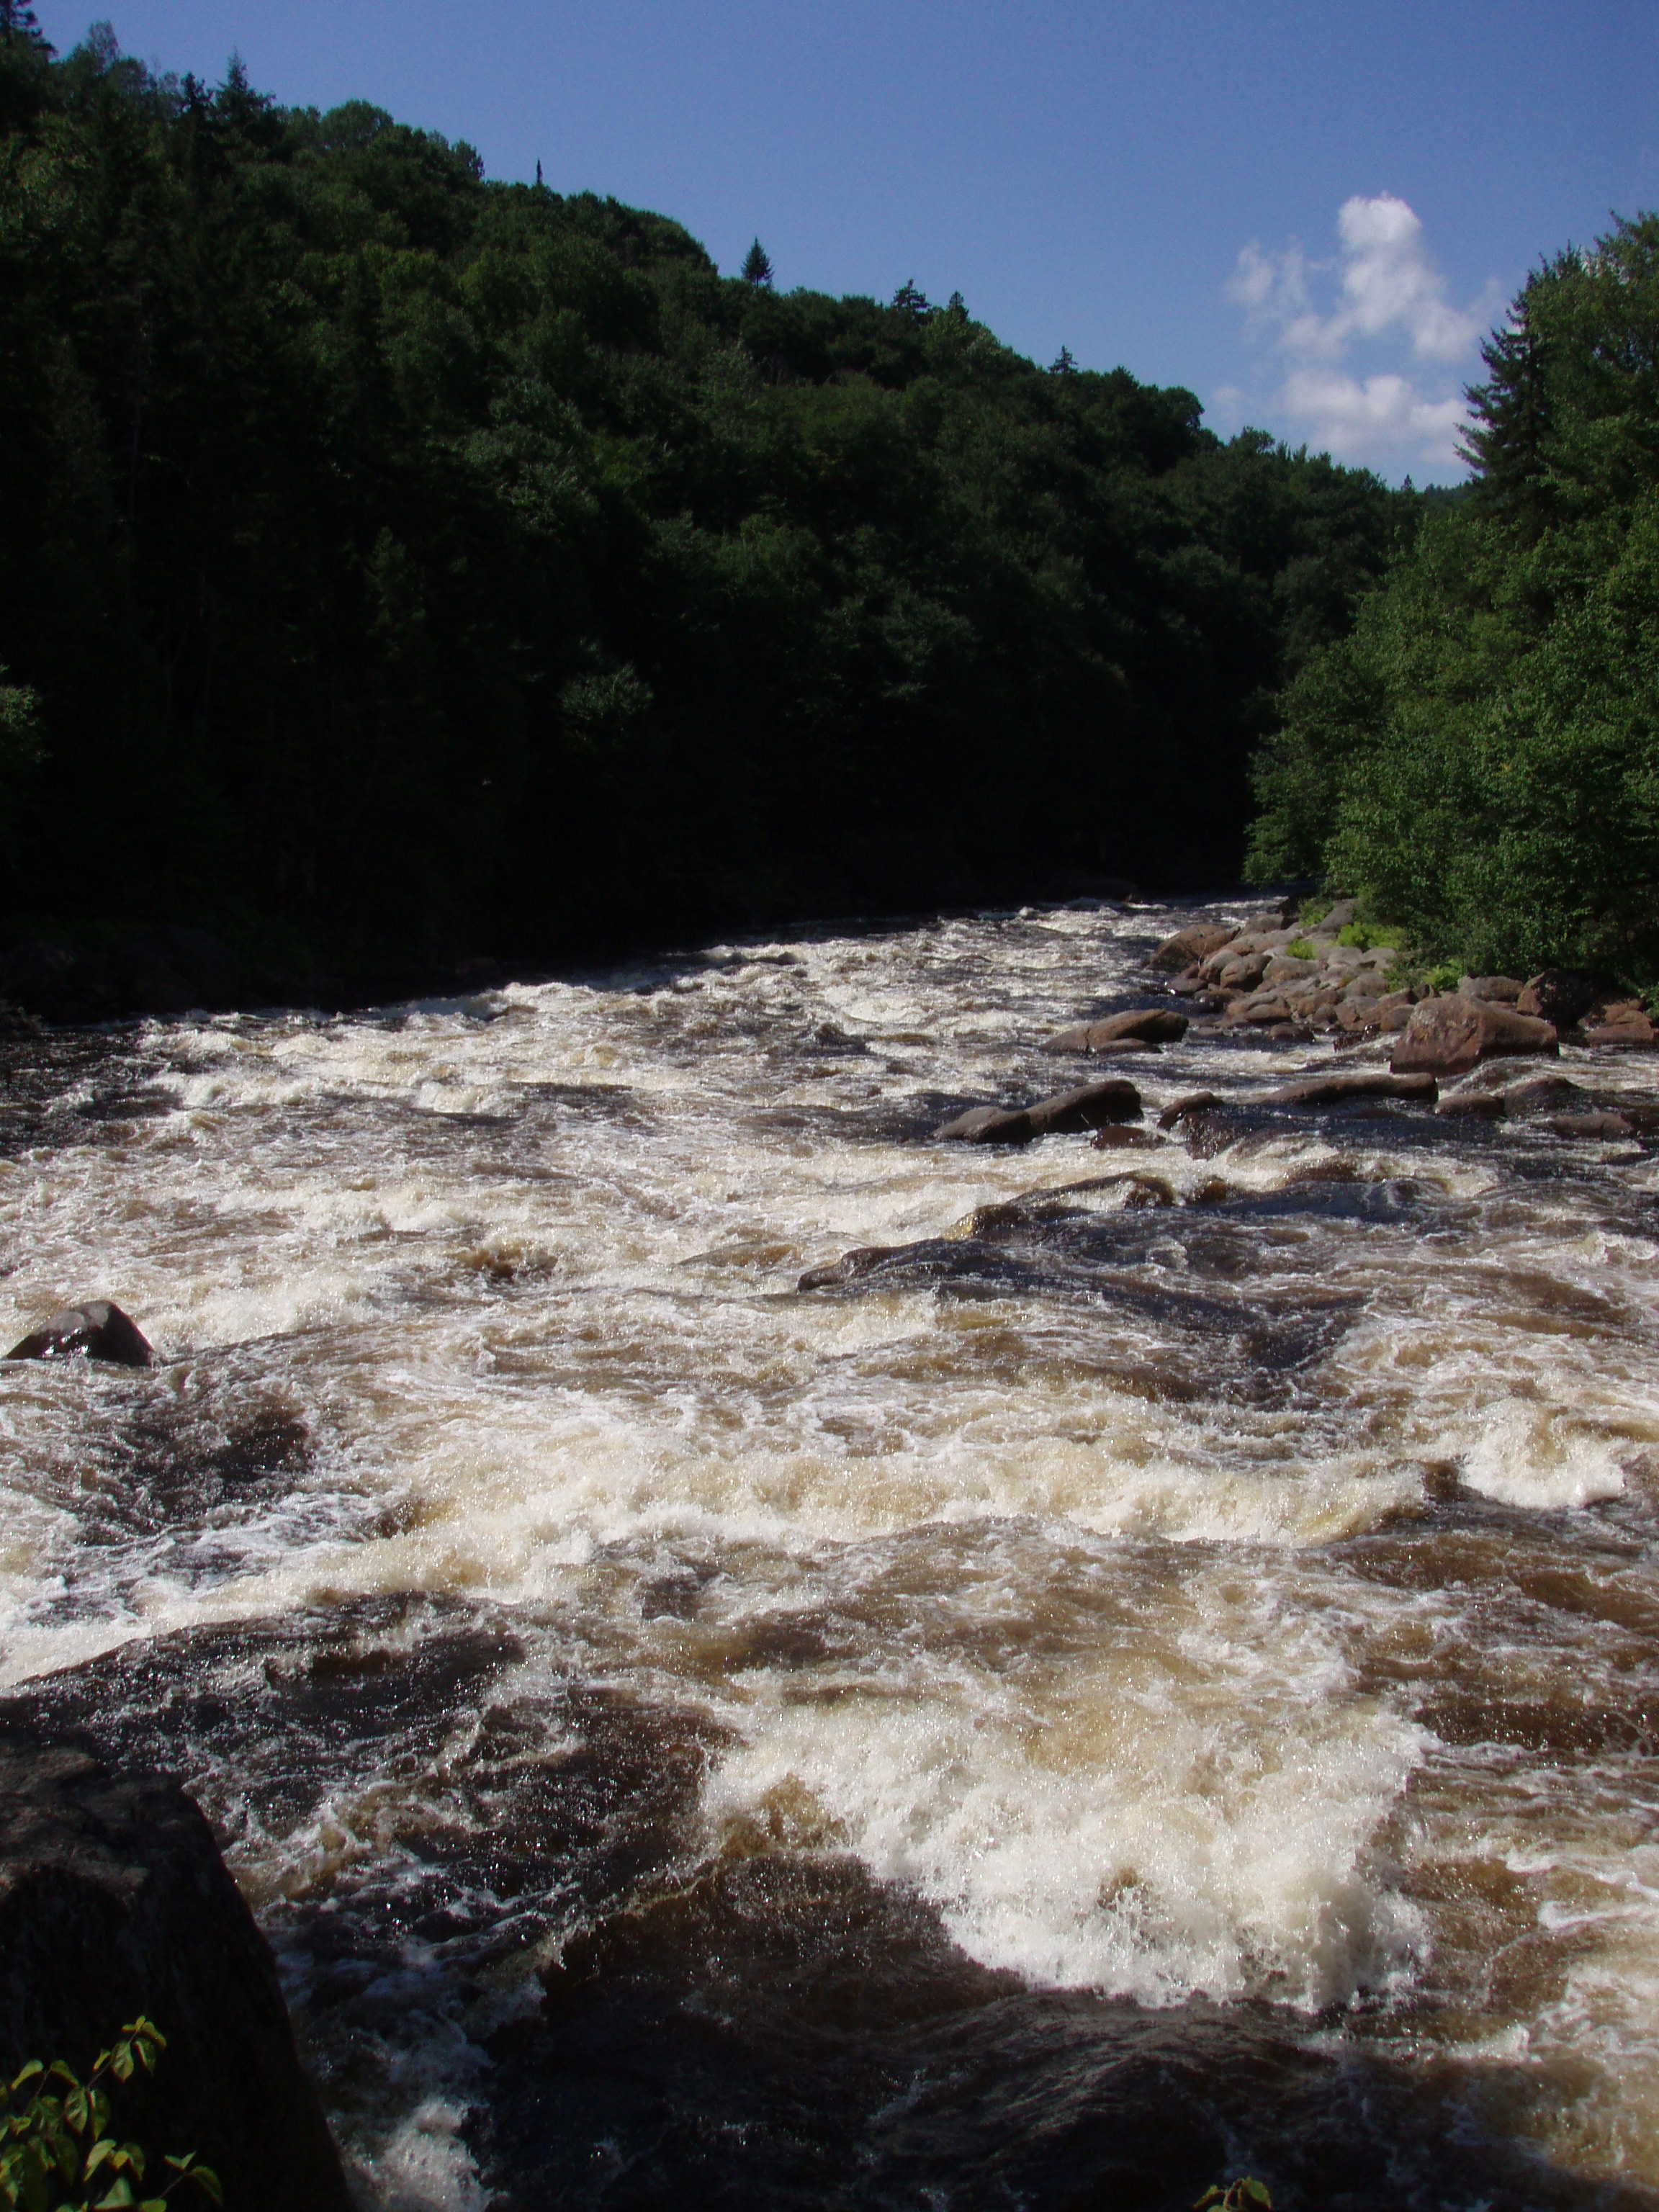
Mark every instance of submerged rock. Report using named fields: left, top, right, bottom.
left=1156, top=1092, right=1225, bottom=1131
left=1390, top=994, right=1557, bottom=1077
left=5, top=1301, right=155, bottom=1367
left=0, top=1741, right=351, bottom=2212
left=935, top=1078, right=1142, bottom=1146
left=1547, top=1110, right=1640, bottom=1141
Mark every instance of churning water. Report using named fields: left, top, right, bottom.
left=4, top=899, right=1659, bottom=2210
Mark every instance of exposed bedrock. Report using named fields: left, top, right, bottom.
left=0, top=1740, right=352, bottom=2212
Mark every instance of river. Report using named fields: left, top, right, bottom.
left=3, top=897, right=1659, bottom=2211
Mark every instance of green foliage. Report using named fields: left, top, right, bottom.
left=0, top=28, right=1408, bottom=971
left=1336, top=919, right=1403, bottom=950
left=739, top=236, right=773, bottom=287
left=1195, top=2181, right=1271, bottom=2212
left=1248, top=210, right=1659, bottom=982
left=0, top=665, right=40, bottom=771
left=1284, top=938, right=1318, bottom=959
left=1, top=2021, right=220, bottom=2212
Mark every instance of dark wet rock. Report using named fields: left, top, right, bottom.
left=935, top=1079, right=1141, bottom=1146
left=1547, top=1111, right=1637, bottom=1141
left=5, top=1300, right=155, bottom=1367
left=1091, top=1124, right=1165, bottom=1150
left=0, top=1740, right=351, bottom=2212
left=1265, top=1022, right=1315, bottom=1043
left=1148, top=923, right=1235, bottom=972
left=1518, top=969, right=1603, bottom=1028
left=1040, top=1028, right=1161, bottom=1056
left=1044, top=1009, right=1187, bottom=1051
left=1157, top=1092, right=1226, bottom=1130
left=1435, top=1092, right=1506, bottom=1120
left=1390, top=994, right=1557, bottom=1077
left=1459, top=974, right=1525, bottom=1004
left=1170, top=1106, right=1262, bottom=1159
left=1495, top=1073, right=1586, bottom=1115
left=799, top=1246, right=902, bottom=1290
left=1437, top=1068, right=1591, bottom=1120
left=1261, top=1072, right=1439, bottom=1107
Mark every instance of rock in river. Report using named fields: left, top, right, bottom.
left=1390, top=994, right=1557, bottom=1078
left=5, top=1301, right=155, bottom=1367
left=1260, top=1071, right=1439, bottom=1107
left=1148, top=923, right=1234, bottom=973
left=1045, top=1009, right=1188, bottom=1052
left=935, top=1078, right=1142, bottom=1146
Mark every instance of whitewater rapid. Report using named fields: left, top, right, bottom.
left=4, top=898, right=1659, bottom=2208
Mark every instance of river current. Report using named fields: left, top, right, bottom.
left=4, top=898, right=1659, bottom=2211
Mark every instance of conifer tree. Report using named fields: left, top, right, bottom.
left=741, top=237, right=773, bottom=287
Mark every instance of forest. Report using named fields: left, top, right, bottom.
left=0, top=9, right=1419, bottom=1004
left=1248, top=213, right=1659, bottom=987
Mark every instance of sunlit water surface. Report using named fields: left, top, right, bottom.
left=4, top=900, right=1659, bottom=2210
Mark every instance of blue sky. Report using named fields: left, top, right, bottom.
left=32, top=0, right=1659, bottom=482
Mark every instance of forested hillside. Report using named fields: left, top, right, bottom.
left=0, top=10, right=1413, bottom=998
left=1249, top=214, right=1659, bottom=986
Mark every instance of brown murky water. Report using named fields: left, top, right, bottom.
left=4, top=899, right=1659, bottom=2210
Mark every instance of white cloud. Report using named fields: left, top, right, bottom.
left=1280, top=368, right=1468, bottom=467
left=1223, top=196, right=1498, bottom=475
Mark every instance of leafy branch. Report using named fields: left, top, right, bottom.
left=1, top=2020, right=221, bottom=2212
left=1195, top=2180, right=1272, bottom=2212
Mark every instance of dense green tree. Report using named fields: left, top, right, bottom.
left=1247, top=212, right=1659, bottom=981
left=739, top=236, right=773, bottom=287
left=0, top=25, right=1408, bottom=988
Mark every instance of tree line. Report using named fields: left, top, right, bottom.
left=0, top=11, right=1417, bottom=989
left=1248, top=212, right=1659, bottom=986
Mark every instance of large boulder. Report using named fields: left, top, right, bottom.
left=0, top=1740, right=352, bottom=2212
left=5, top=1302, right=155, bottom=1367
left=1390, top=994, right=1558, bottom=1077
left=935, top=1078, right=1141, bottom=1146
left=1148, top=923, right=1235, bottom=973
left=1043, top=1009, right=1187, bottom=1052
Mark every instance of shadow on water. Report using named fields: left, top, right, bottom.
left=4, top=1596, right=1655, bottom=2212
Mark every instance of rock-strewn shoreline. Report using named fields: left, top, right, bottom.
left=1144, top=900, right=1655, bottom=1061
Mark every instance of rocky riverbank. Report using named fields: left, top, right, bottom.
left=1146, top=899, right=1657, bottom=1058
